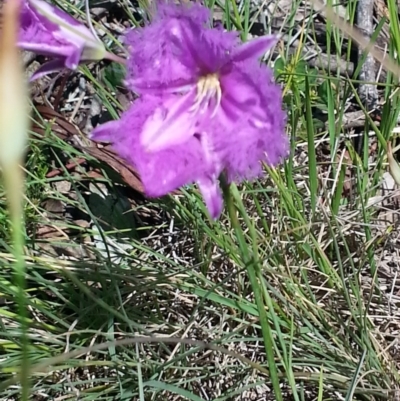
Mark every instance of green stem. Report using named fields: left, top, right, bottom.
left=222, top=178, right=283, bottom=401
left=4, top=164, right=29, bottom=400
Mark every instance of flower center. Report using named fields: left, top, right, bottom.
left=190, top=73, right=221, bottom=117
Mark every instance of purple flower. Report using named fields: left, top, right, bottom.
left=92, top=1, right=288, bottom=219
left=17, top=0, right=116, bottom=80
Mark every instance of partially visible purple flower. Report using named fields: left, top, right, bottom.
left=92, top=1, right=288, bottom=219
left=17, top=0, right=118, bottom=80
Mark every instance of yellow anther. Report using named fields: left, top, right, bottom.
left=190, top=73, right=222, bottom=117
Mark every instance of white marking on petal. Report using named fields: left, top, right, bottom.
left=141, top=91, right=196, bottom=151
left=252, top=119, right=265, bottom=128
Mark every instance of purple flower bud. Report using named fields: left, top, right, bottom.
left=17, top=0, right=108, bottom=80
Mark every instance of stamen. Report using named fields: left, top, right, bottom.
left=190, top=73, right=222, bottom=117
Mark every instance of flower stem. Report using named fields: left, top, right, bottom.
left=105, top=52, right=127, bottom=65
left=4, top=164, right=29, bottom=400
left=221, top=178, right=283, bottom=401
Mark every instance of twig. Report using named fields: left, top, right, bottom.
left=311, top=0, right=400, bottom=78
left=357, top=0, right=378, bottom=108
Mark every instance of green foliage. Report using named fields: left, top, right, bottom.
left=1, top=0, right=400, bottom=400
left=103, top=63, right=126, bottom=91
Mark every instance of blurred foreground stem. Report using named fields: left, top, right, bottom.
left=221, top=177, right=282, bottom=401
left=0, top=0, right=31, bottom=398
left=3, top=164, right=29, bottom=400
